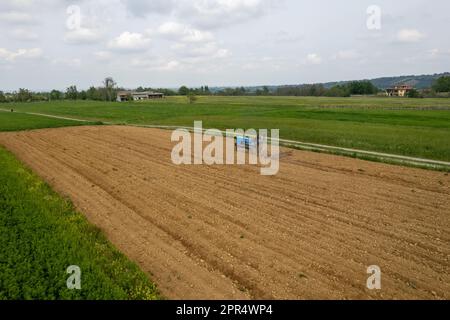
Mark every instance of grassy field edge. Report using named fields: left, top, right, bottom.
left=1, top=109, right=448, bottom=172
left=4, top=97, right=450, bottom=162
left=0, top=146, right=161, bottom=300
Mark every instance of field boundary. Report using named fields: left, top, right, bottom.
left=2, top=108, right=450, bottom=171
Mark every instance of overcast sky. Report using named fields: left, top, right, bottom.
left=0, top=0, right=449, bottom=91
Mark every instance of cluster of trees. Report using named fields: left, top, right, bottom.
left=178, top=86, right=271, bottom=96
left=275, top=81, right=379, bottom=97
left=275, top=84, right=328, bottom=97
left=123, top=85, right=213, bottom=97
left=0, top=88, right=49, bottom=103
left=44, top=86, right=110, bottom=101
left=217, top=87, right=248, bottom=96
left=0, top=78, right=119, bottom=103
left=63, top=78, right=118, bottom=101
left=345, top=81, right=379, bottom=95
left=62, top=86, right=115, bottom=101
left=177, top=86, right=254, bottom=96
left=432, top=76, right=450, bottom=93
left=178, top=81, right=379, bottom=97
left=406, top=89, right=420, bottom=98
left=178, top=86, right=211, bottom=96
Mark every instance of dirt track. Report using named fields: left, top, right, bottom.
left=0, top=126, right=449, bottom=300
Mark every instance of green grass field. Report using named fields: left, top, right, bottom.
left=0, top=111, right=86, bottom=132
left=0, top=146, right=160, bottom=300
left=3, top=96, right=450, bottom=161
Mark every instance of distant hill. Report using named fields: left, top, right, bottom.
left=210, top=72, right=450, bottom=92
left=322, top=72, right=450, bottom=90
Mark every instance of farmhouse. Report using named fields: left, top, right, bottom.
left=117, top=91, right=164, bottom=102
left=385, top=85, right=413, bottom=97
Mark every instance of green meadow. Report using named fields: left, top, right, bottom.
left=0, top=111, right=85, bottom=132
left=3, top=96, right=450, bottom=161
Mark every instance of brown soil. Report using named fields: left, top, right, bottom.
left=0, top=126, right=449, bottom=300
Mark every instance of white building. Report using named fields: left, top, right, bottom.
left=117, top=91, right=164, bottom=102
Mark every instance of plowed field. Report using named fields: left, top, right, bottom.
left=0, top=126, right=448, bottom=300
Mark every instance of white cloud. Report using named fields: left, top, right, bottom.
left=108, top=32, right=151, bottom=52
left=94, top=51, right=113, bottom=61
left=0, top=11, right=36, bottom=25
left=0, top=0, right=58, bottom=9
left=190, top=0, right=265, bottom=15
left=195, top=43, right=230, bottom=57
left=397, top=29, right=425, bottom=43
left=1, top=0, right=450, bottom=90
left=0, top=48, right=43, bottom=62
left=122, top=0, right=175, bottom=17
left=121, top=0, right=272, bottom=29
left=131, top=57, right=182, bottom=71
left=162, top=60, right=181, bottom=70
left=64, top=28, right=103, bottom=44
left=272, top=30, right=303, bottom=43
left=332, top=50, right=360, bottom=60
left=152, top=21, right=229, bottom=60
left=173, top=41, right=231, bottom=59
left=179, top=0, right=271, bottom=28
left=130, top=40, right=230, bottom=72
left=156, top=22, right=214, bottom=43
left=51, top=57, right=82, bottom=68
left=427, top=48, right=450, bottom=59
left=306, top=53, right=322, bottom=65
left=182, top=29, right=214, bottom=43
left=215, top=48, right=231, bottom=58
left=10, top=28, right=39, bottom=41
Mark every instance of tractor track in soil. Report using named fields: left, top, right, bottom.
left=0, top=125, right=448, bottom=300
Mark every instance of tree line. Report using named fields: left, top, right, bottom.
left=1, top=76, right=450, bottom=103
left=208, top=76, right=450, bottom=98
left=263, top=81, right=379, bottom=97
left=0, top=77, right=119, bottom=103
left=0, top=87, right=114, bottom=103
left=176, top=81, right=379, bottom=97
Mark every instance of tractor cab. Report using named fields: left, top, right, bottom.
left=235, top=134, right=259, bottom=150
